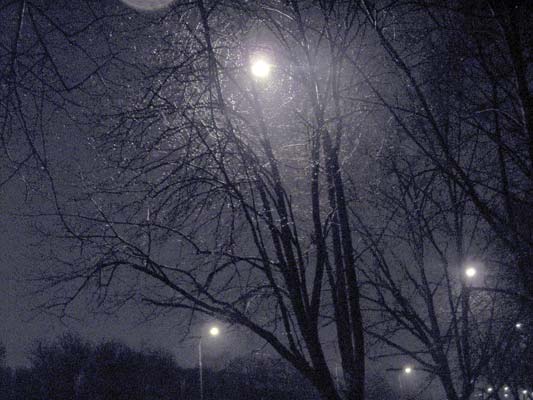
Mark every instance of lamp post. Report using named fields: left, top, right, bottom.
left=462, top=264, right=477, bottom=389
left=399, top=366, right=413, bottom=399
left=195, top=325, right=220, bottom=400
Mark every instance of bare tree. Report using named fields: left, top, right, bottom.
left=358, top=0, right=533, bottom=305
left=353, top=139, right=523, bottom=399
left=28, top=2, right=379, bottom=399
left=0, top=0, right=121, bottom=191
left=341, top=2, right=533, bottom=396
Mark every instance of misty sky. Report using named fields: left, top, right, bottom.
left=0, top=0, right=259, bottom=369
left=1, top=191, right=255, bottom=368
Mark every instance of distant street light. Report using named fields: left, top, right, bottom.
left=399, top=365, right=413, bottom=399
left=251, top=58, right=271, bottom=78
left=195, top=325, right=221, bottom=400
left=465, top=266, right=477, bottom=278
left=516, top=322, right=523, bottom=329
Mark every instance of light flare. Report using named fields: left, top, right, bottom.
left=465, top=266, right=477, bottom=278
left=251, top=59, right=271, bottom=78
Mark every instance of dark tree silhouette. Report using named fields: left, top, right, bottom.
left=0, top=336, right=331, bottom=400
left=28, top=2, right=373, bottom=399
left=0, top=1, right=119, bottom=191
left=29, top=333, right=92, bottom=400
left=360, top=0, right=533, bottom=306
left=9, top=334, right=185, bottom=400
left=0, top=342, right=12, bottom=400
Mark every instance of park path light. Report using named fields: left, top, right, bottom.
left=404, top=366, right=413, bottom=374
left=516, top=322, right=523, bottom=329
left=251, top=58, right=271, bottom=78
left=209, top=325, right=220, bottom=336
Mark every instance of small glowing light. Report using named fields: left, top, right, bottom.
left=504, top=394, right=508, bottom=398
left=209, top=326, right=220, bottom=336
left=516, top=322, right=523, bottom=329
left=487, top=387, right=493, bottom=393
left=523, top=390, right=528, bottom=394
left=504, top=386, right=509, bottom=391
left=404, top=366, right=412, bottom=374
left=465, top=266, right=477, bottom=278
left=251, top=59, right=271, bottom=78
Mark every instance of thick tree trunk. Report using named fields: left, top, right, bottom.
left=311, top=369, right=342, bottom=400
left=321, top=131, right=365, bottom=400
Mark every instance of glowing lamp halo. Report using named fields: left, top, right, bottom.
left=250, top=58, right=272, bottom=78
left=209, top=326, right=220, bottom=336
left=465, top=266, right=477, bottom=278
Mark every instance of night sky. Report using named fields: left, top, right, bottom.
left=0, top=0, right=258, bottom=370
left=0, top=183, right=255, bottom=368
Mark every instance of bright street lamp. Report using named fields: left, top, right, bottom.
left=465, top=266, right=477, bottom=278
left=209, top=326, right=220, bottom=336
left=404, top=366, right=413, bottom=374
left=516, top=322, right=523, bottom=329
left=251, top=58, right=271, bottom=78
